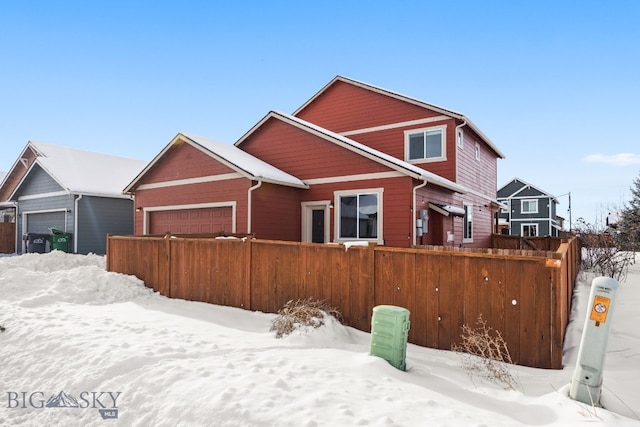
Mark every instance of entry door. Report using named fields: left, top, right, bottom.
left=302, top=203, right=329, bottom=243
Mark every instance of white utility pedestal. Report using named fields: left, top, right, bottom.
left=569, top=276, right=619, bottom=406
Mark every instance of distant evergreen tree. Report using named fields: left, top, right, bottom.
left=617, top=173, right=640, bottom=251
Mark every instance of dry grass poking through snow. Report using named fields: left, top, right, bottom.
left=271, top=298, right=343, bottom=338
left=453, top=315, right=519, bottom=391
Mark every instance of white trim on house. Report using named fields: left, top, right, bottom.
left=333, top=187, right=384, bottom=245
left=304, top=171, right=404, bottom=185
left=340, top=116, right=450, bottom=136
left=18, top=191, right=69, bottom=201
left=463, top=202, right=474, bottom=243
left=404, top=125, right=447, bottom=163
left=301, top=201, right=331, bottom=243
left=135, top=173, right=244, bottom=190
left=22, top=208, right=69, bottom=253
left=292, top=76, right=505, bottom=159
left=521, top=199, right=539, bottom=214
left=142, top=201, right=237, bottom=235
left=457, top=128, right=464, bottom=149
left=235, top=111, right=467, bottom=194
left=521, top=223, right=539, bottom=237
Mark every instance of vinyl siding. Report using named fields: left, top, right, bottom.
left=131, top=141, right=252, bottom=235
left=239, top=118, right=391, bottom=180
left=455, top=128, right=498, bottom=198
left=140, top=141, right=237, bottom=184
left=295, top=80, right=445, bottom=133
left=0, top=147, right=39, bottom=201
left=13, top=164, right=65, bottom=197
left=133, top=179, right=250, bottom=235
left=77, top=196, right=134, bottom=255
left=252, top=183, right=302, bottom=241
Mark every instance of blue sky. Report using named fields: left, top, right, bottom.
left=1, top=1, right=638, bottom=227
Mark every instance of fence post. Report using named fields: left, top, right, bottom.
left=105, top=234, right=112, bottom=271
left=244, top=237, right=252, bottom=310
left=164, top=235, right=171, bottom=298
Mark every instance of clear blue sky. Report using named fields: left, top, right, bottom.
left=1, top=1, right=639, bottom=228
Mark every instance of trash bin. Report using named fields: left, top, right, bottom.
left=26, top=233, right=50, bottom=253
left=49, top=228, right=72, bottom=253
left=370, top=305, right=411, bottom=371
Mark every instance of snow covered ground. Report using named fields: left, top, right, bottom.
left=0, top=251, right=639, bottom=426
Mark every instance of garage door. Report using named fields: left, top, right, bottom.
left=149, top=207, right=233, bottom=234
left=26, top=211, right=66, bottom=234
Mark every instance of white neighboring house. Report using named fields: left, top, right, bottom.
left=0, top=141, right=147, bottom=254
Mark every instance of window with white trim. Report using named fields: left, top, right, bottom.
left=499, top=200, right=510, bottom=213
left=522, top=223, right=538, bottom=237
left=335, top=189, right=383, bottom=242
left=457, top=128, right=464, bottom=148
left=406, top=125, right=446, bottom=162
left=522, top=199, right=538, bottom=214
left=475, top=143, right=480, bottom=160
left=463, top=202, right=473, bottom=242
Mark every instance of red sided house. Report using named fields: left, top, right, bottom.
left=125, top=76, right=505, bottom=248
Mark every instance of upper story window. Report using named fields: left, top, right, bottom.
left=405, top=125, right=446, bottom=162
left=522, top=199, right=538, bottom=214
left=499, top=200, right=510, bottom=213
left=457, top=128, right=464, bottom=148
left=475, top=143, right=480, bottom=160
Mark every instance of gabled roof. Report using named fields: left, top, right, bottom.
left=235, top=111, right=467, bottom=194
left=124, top=133, right=308, bottom=193
left=498, top=177, right=558, bottom=202
left=293, top=76, right=506, bottom=159
left=9, top=141, right=148, bottom=199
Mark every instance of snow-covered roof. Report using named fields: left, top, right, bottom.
left=11, top=141, right=147, bottom=199
left=293, top=76, right=506, bottom=159
left=236, top=111, right=468, bottom=194
left=124, top=133, right=308, bottom=193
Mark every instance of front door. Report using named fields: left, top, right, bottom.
left=302, top=203, right=330, bottom=243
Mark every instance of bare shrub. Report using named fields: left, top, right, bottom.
left=453, top=315, right=518, bottom=391
left=270, top=298, right=342, bottom=338
left=576, top=218, right=635, bottom=282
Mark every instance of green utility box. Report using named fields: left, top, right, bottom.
left=370, top=305, right=411, bottom=371
left=49, top=228, right=72, bottom=253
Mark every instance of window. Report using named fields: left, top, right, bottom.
left=335, top=189, right=383, bottom=242
left=463, top=202, right=473, bottom=242
left=475, top=143, right=480, bottom=160
left=457, top=128, right=464, bottom=148
left=499, top=200, right=510, bottom=213
left=406, top=126, right=446, bottom=162
left=522, top=199, right=538, bottom=214
left=522, top=224, right=538, bottom=237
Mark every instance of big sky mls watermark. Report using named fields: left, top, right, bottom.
left=6, top=390, right=121, bottom=420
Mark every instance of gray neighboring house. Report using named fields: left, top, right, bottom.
left=7, top=141, right=147, bottom=254
left=497, top=177, right=560, bottom=237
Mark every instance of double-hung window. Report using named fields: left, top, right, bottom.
left=521, top=199, right=538, bottom=214
left=335, top=188, right=383, bottom=243
left=406, top=126, right=446, bottom=162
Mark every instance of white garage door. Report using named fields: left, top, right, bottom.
left=26, top=211, right=66, bottom=234
left=149, top=207, right=233, bottom=235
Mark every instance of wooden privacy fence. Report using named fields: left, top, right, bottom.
left=106, top=235, right=580, bottom=369
left=0, top=222, right=16, bottom=253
